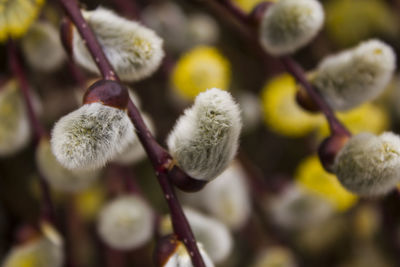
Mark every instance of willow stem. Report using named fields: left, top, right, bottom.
left=280, top=57, right=350, bottom=136
left=57, top=0, right=205, bottom=265
left=7, top=40, right=56, bottom=225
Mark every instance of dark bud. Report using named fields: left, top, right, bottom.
left=169, top=165, right=208, bottom=192
left=83, top=79, right=129, bottom=109
left=295, top=84, right=321, bottom=113
left=60, top=17, right=74, bottom=57
left=154, top=234, right=180, bottom=267
left=318, top=133, right=350, bottom=173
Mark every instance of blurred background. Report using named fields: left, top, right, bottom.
left=2, top=0, right=400, bottom=266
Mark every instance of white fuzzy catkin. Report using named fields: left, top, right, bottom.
left=51, top=102, right=135, bottom=170
left=0, top=80, right=30, bottom=156
left=259, top=0, right=324, bottom=56
left=164, top=241, right=215, bottom=267
left=97, top=195, right=154, bottom=250
left=73, top=7, right=164, bottom=82
left=167, top=88, right=242, bottom=181
left=1, top=236, right=64, bottom=267
left=334, top=132, right=400, bottom=196
left=21, top=21, right=65, bottom=72
left=36, top=139, right=101, bottom=192
left=114, top=112, right=155, bottom=165
left=311, top=39, right=396, bottom=111
left=180, top=161, right=251, bottom=230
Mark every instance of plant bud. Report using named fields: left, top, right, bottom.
left=295, top=84, right=320, bottom=113
left=318, top=132, right=350, bottom=173
left=97, top=195, right=154, bottom=250
left=259, top=0, right=324, bottom=55
left=1, top=229, right=64, bottom=267
left=0, top=79, right=30, bottom=156
left=311, top=39, right=396, bottom=111
left=154, top=234, right=214, bottom=267
left=167, top=88, right=242, bottom=181
left=51, top=102, right=135, bottom=170
left=160, top=207, right=233, bottom=264
left=36, top=138, right=101, bottom=192
left=72, top=7, right=164, bottom=82
left=333, top=132, right=400, bottom=196
left=114, top=112, right=155, bottom=165
left=83, top=79, right=129, bottom=109
left=21, top=21, right=65, bottom=72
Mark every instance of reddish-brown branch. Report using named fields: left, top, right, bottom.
left=57, top=0, right=205, bottom=265
left=280, top=57, right=350, bottom=136
left=7, top=40, right=56, bottom=225
left=59, top=0, right=117, bottom=81
left=7, top=40, right=47, bottom=141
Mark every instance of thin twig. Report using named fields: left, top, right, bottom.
left=57, top=0, right=205, bottom=265
left=7, top=40, right=56, bottom=225
left=8, top=40, right=47, bottom=141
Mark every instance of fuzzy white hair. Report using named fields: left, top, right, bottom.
left=312, top=39, right=396, bottom=111
left=167, top=88, right=242, bottom=181
left=334, top=132, right=400, bottom=196
left=259, top=0, right=324, bottom=56
left=97, top=195, right=154, bottom=250
left=73, top=7, right=164, bottom=82
left=114, top=112, right=155, bottom=165
left=36, top=139, right=101, bottom=192
left=51, top=102, right=135, bottom=170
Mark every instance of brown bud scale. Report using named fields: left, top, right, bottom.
left=83, top=79, right=129, bottom=109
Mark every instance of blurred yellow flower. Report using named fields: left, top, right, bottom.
left=75, top=183, right=106, bottom=221
left=325, top=0, right=397, bottom=47
left=232, top=0, right=276, bottom=13
left=295, top=155, right=358, bottom=212
left=171, top=46, right=231, bottom=100
left=261, top=73, right=323, bottom=137
left=318, top=103, right=389, bottom=138
left=0, top=0, right=45, bottom=42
